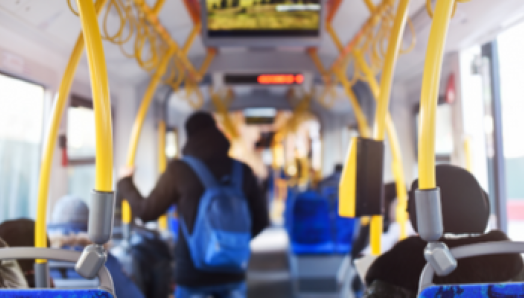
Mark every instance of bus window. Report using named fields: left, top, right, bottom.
left=0, top=73, right=45, bottom=221
left=165, top=128, right=179, bottom=159
left=495, top=21, right=524, bottom=241
left=67, top=95, right=96, bottom=202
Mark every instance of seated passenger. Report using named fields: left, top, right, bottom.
left=0, top=218, right=46, bottom=288
left=363, top=165, right=524, bottom=298
left=48, top=195, right=145, bottom=298
left=117, top=111, right=270, bottom=298
left=0, top=234, right=28, bottom=288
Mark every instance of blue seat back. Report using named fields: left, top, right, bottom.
left=288, top=190, right=334, bottom=254
left=0, top=289, right=114, bottom=297
left=321, top=185, right=357, bottom=254
left=419, top=283, right=524, bottom=297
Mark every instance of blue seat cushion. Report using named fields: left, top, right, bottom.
left=419, top=283, right=524, bottom=297
left=0, top=289, right=114, bottom=297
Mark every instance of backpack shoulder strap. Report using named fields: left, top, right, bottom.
left=182, top=156, right=218, bottom=189
left=231, top=160, right=244, bottom=191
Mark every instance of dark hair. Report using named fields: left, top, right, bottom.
left=407, top=165, right=490, bottom=235
left=0, top=218, right=49, bottom=288
left=185, top=111, right=217, bottom=138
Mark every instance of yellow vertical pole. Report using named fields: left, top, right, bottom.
left=157, top=120, right=168, bottom=231
left=35, top=0, right=108, bottom=260
left=123, top=48, right=176, bottom=226
left=352, top=0, right=411, bottom=251
left=334, top=69, right=372, bottom=138
left=464, top=137, right=473, bottom=172
left=419, top=0, right=455, bottom=189
left=76, top=0, right=114, bottom=193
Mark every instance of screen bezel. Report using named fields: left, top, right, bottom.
left=200, top=0, right=325, bottom=47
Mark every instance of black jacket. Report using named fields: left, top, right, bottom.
left=363, top=230, right=524, bottom=298
left=117, top=126, right=270, bottom=287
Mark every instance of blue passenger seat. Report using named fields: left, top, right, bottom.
left=0, top=247, right=115, bottom=298
left=418, top=241, right=524, bottom=297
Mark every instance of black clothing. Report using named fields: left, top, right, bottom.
left=364, top=230, right=523, bottom=297
left=117, top=126, right=270, bottom=287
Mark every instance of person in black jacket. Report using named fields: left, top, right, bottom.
left=363, top=165, right=524, bottom=298
left=117, top=111, right=270, bottom=297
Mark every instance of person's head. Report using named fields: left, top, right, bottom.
left=408, top=164, right=490, bottom=235
left=185, top=111, right=218, bottom=139
left=0, top=218, right=49, bottom=287
left=48, top=196, right=98, bottom=248
left=334, top=164, right=343, bottom=174
left=383, top=182, right=399, bottom=226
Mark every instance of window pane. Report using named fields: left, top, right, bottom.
left=68, top=165, right=95, bottom=202
left=498, top=21, right=524, bottom=241
left=0, top=74, right=44, bottom=221
left=166, top=130, right=179, bottom=159
left=67, top=106, right=96, bottom=159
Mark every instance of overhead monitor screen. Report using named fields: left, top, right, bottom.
left=205, top=0, right=321, bottom=38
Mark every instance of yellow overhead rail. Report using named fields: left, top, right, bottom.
left=313, top=0, right=412, bottom=255
left=68, top=0, right=213, bottom=97
left=210, top=87, right=238, bottom=140
left=35, top=0, right=108, bottom=266
left=274, top=88, right=314, bottom=144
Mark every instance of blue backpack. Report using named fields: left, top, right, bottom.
left=180, top=156, right=252, bottom=272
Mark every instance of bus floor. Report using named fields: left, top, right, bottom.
left=248, top=228, right=293, bottom=298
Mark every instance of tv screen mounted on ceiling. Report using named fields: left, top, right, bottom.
left=201, top=0, right=324, bottom=47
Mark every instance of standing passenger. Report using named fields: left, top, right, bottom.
left=117, top=111, right=270, bottom=298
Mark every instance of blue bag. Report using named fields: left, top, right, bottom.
left=180, top=156, right=252, bottom=272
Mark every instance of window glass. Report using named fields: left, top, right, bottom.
left=166, top=129, right=179, bottom=159
left=67, top=104, right=96, bottom=160
left=497, top=21, right=524, bottom=241
left=68, top=165, right=95, bottom=203
left=0, top=73, right=45, bottom=221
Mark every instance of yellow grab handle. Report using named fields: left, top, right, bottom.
left=464, top=137, right=473, bottom=172
left=339, top=137, right=358, bottom=218
left=374, top=0, right=410, bottom=140
left=334, top=68, right=371, bottom=138
left=35, top=0, right=109, bottom=260
left=126, top=49, right=175, bottom=167
left=123, top=48, right=175, bottom=224
left=370, top=215, right=383, bottom=256
left=76, top=0, right=114, bottom=192
left=419, top=0, right=455, bottom=189
left=158, top=120, right=168, bottom=231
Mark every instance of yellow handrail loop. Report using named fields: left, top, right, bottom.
left=35, top=0, right=109, bottom=261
